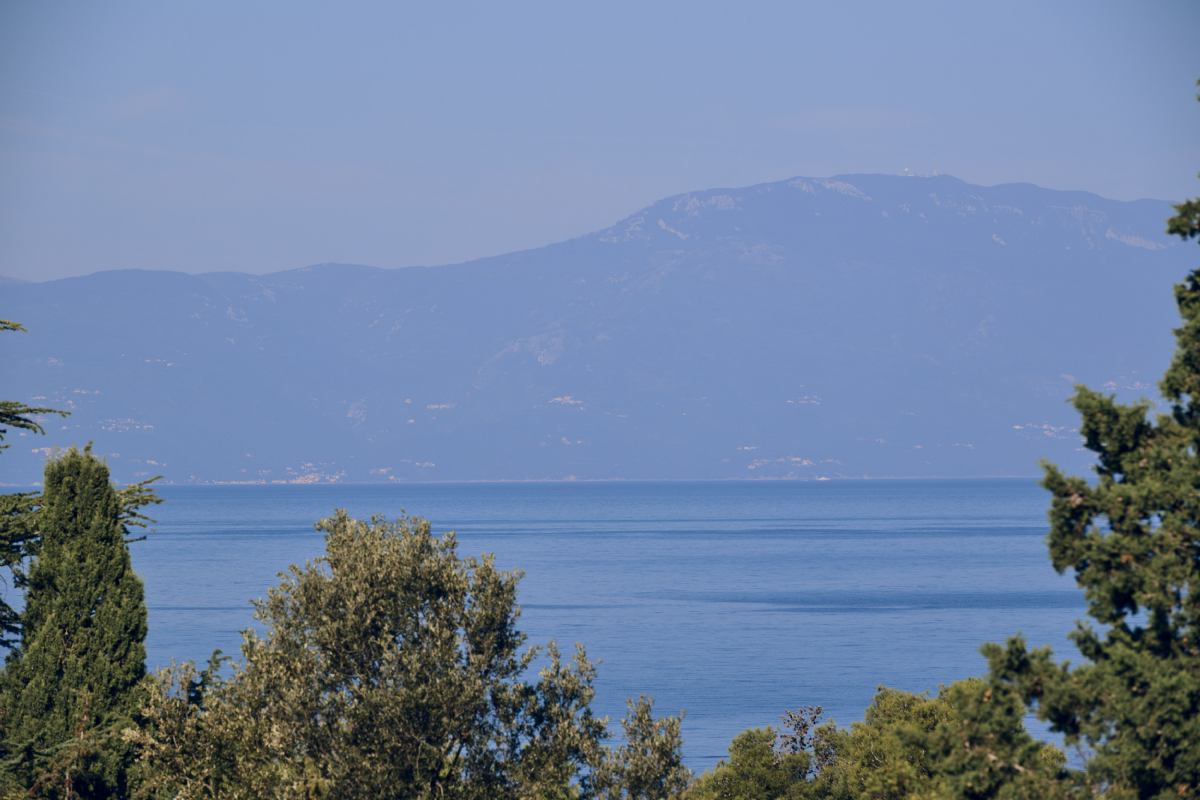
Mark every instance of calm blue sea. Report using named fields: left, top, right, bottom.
left=133, top=479, right=1083, bottom=771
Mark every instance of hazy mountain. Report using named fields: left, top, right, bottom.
left=0, top=174, right=1189, bottom=485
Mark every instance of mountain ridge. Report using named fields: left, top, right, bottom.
left=1, top=173, right=1190, bottom=484
left=13, top=173, right=1174, bottom=285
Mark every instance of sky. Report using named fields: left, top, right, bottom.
left=1, top=1, right=1197, bottom=282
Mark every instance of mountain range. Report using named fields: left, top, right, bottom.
left=1, top=173, right=1191, bottom=484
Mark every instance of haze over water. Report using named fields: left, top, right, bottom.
left=135, top=478, right=1083, bottom=770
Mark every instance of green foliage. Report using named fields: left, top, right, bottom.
left=0, top=448, right=148, bottom=798
left=688, top=686, right=1070, bottom=800
left=815, top=682, right=1069, bottom=799
left=810, top=688, right=952, bottom=800
left=594, top=697, right=691, bottom=799
left=891, top=680, right=1075, bottom=800
left=130, top=511, right=688, bottom=799
left=1168, top=197, right=1200, bottom=243
left=0, top=399, right=67, bottom=453
left=686, top=726, right=811, bottom=800
left=0, top=491, right=39, bottom=650
left=0, top=478, right=161, bottom=652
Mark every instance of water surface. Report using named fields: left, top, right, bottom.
left=135, top=479, right=1082, bottom=770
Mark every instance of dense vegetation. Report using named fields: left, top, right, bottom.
left=1, top=111, right=1196, bottom=799
left=0, top=450, right=148, bottom=798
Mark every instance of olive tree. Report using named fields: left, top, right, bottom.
left=130, top=511, right=687, bottom=799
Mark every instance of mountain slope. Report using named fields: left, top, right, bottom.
left=0, top=174, right=1188, bottom=484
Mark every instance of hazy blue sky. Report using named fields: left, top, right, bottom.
left=2, top=1, right=1197, bottom=281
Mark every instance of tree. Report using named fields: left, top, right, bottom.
left=594, top=697, right=691, bottom=800
left=129, top=510, right=688, bottom=799
left=0, top=448, right=149, bottom=798
left=0, top=479, right=157, bottom=653
left=686, top=685, right=1069, bottom=800
left=685, top=726, right=811, bottom=800
left=980, top=152, right=1200, bottom=797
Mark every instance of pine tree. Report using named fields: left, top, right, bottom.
left=985, top=165, right=1200, bottom=794
left=1, top=448, right=148, bottom=798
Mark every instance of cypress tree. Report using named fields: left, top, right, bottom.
left=1, top=448, right=148, bottom=798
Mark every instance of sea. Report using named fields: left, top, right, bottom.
left=133, top=479, right=1084, bottom=772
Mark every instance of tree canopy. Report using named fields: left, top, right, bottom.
left=129, top=510, right=688, bottom=799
